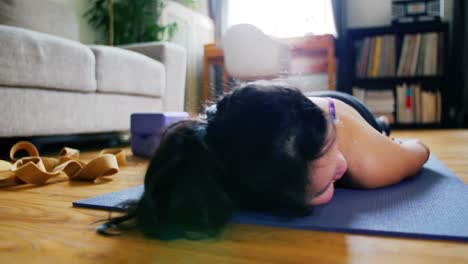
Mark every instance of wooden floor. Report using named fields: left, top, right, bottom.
left=1, top=130, right=468, bottom=263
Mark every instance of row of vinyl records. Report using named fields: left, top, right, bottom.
left=355, top=32, right=443, bottom=78
left=208, top=64, right=226, bottom=100
left=352, top=83, right=442, bottom=124
left=208, top=64, right=239, bottom=101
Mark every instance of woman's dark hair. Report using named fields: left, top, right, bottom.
left=98, top=81, right=329, bottom=240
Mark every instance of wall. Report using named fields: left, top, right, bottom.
left=172, top=0, right=209, bottom=16
left=347, top=0, right=453, bottom=28
left=71, top=0, right=99, bottom=44
left=346, top=0, right=391, bottom=28
left=161, top=2, right=214, bottom=113
left=49, top=0, right=98, bottom=44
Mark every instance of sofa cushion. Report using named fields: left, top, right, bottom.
left=0, top=0, right=79, bottom=41
left=0, top=25, right=96, bottom=93
left=0, top=87, right=163, bottom=137
left=89, top=45, right=165, bottom=98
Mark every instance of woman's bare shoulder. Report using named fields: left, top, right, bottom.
left=332, top=99, right=430, bottom=188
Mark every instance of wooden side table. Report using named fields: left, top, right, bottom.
left=202, top=44, right=227, bottom=102
left=202, top=34, right=336, bottom=102
left=284, top=34, right=336, bottom=90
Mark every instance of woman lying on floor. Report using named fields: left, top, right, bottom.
left=99, top=80, right=430, bottom=239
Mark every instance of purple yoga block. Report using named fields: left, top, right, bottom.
left=131, top=112, right=189, bottom=157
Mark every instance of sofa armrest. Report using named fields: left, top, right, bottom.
left=122, top=42, right=187, bottom=111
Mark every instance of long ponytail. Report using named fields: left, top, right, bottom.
left=98, top=120, right=232, bottom=240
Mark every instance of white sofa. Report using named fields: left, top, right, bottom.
left=0, top=0, right=186, bottom=137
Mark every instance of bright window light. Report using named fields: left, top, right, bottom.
left=227, top=0, right=336, bottom=38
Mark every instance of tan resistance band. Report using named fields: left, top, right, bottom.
left=0, top=141, right=126, bottom=187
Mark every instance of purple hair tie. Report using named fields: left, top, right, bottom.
left=328, top=97, right=337, bottom=124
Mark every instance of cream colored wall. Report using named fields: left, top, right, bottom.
left=347, top=0, right=453, bottom=28
left=161, top=1, right=214, bottom=113
left=49, top=0, right=98, bottom=44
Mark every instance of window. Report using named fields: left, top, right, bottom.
left=227, top=0, right=336, bottom=38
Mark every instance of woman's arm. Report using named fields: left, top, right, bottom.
left=334, top=99, right=430, bottom=188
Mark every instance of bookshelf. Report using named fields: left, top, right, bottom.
left=343, top=22, right=452, bottom=128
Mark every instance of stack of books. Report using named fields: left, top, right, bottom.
left=352, top=87, right=395, bottom=123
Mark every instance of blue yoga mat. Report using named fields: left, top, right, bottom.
left=73, top=155, right=468, bottom=242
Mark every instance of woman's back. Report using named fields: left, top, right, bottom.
left=309, top=97, right=430, bottom=189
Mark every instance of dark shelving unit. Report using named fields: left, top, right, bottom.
left=342, top=22, right=456, bottom=128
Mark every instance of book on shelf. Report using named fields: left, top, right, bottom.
left=356, top=38, right=371, bottom=77
left=410, top=34, right=422, bottom=76
left=397, top=35, right=409, bottom=76
left=366, top=37, right=376, bottom=77
left=371, top=36, right=381, bottom=77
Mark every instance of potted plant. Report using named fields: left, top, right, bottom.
left=84, top=0, right=177, bottom=45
